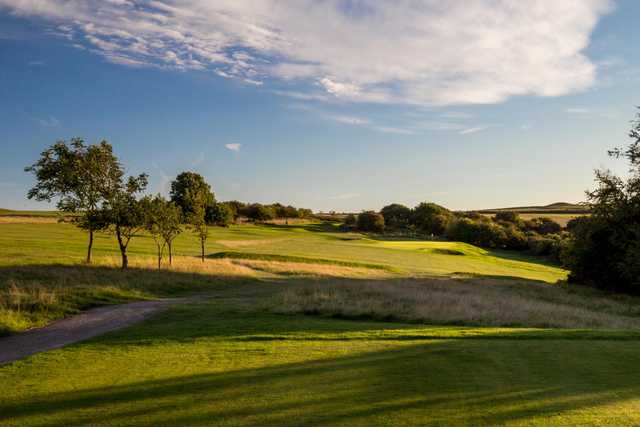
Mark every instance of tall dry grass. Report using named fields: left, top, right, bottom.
left=273, top=278, right=640, bottom=329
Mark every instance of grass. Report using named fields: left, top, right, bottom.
left=5, top=221, right=640, bottom=424
left=273, top=277, right=640, bottom=328
left=0, top=221, right=568, bottom=334
left=3, top=297, right=640, bottom=426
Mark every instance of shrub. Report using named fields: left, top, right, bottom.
left=380, top=203, right=412, bottom=229
left=411, top=202, right=452, bottom=236
left=357, top=211, right=385, bottom=232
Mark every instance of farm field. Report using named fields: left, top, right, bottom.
left=3, top=220, right=640, bottom=425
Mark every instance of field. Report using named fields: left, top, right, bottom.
left=3, top=219, right=640, bottom=425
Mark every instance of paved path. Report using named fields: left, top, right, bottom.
left=0, top=299, right=180, bottom=365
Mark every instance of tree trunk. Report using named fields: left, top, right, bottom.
left=168, top=241, right=173, bottom=266
left=157, top=245, right=162, bottom=270
left=201, top=238, right=205, bottom=262
left=86, top=229, right=94, bottom=264
left=116, top=228, right=128, bottom=269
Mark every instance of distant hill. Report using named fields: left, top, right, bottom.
left=478, top=202, right=590, bottom=215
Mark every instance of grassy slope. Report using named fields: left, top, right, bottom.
left=0, top=222, right=566, bottom=281
left=2, top=298, right=640, bottom=426
left=6, top=222, right=640, bottom=425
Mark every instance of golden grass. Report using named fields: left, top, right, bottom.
left=231, top=259, right=393, bottom=278
left=0, top=216, right=59, bottom=224
left=273, top=278, right=640, bottom=329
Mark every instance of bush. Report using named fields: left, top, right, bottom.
left=205, top=202, right=234, bottom=226
left=357, top=211, right=385, bottom=232
left=494, top=211, right=520, bottom=223
left=246, top=204, right=276, bottom=222
left=380, top=203, right=412, bottom=229
left=411, top=202, right=451, bottom=236
left=524, top=217, right=562, bottom=235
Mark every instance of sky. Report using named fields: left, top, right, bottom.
left=0, top=0, right=639, bottom=212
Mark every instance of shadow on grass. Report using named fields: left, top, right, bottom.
left=2, top=339, right=640, bottom=426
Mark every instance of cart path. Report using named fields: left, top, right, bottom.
left=0, top=299, right=183, bottom=365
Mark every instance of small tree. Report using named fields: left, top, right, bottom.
left=25, top=139, right=122, bottom=263
left=190, top=200, right=208, bottom=262
left=102, top=174, right=148, bottom=269
left=143, top=195, right=182, bottom=269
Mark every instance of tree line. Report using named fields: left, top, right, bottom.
left=25, top=139, right=311, bottom=269
left=345, top=202, right=566, bottom=261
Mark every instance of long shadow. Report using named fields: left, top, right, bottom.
left=2, top=340, right=640, bottom=426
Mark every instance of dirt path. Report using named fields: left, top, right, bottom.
left=0, top=299, right=182, bottom=365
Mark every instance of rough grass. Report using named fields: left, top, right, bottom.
left=272, top=278, right=640, bottom=329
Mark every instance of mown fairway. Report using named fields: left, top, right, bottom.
left=2, top=220, right=640, bottom=426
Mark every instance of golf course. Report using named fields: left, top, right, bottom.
left=2, top=217, right=640, bottom=426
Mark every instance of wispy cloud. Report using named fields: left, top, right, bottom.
left=0, top=0, right=614, bottom=106
left=225, top=143, right=241, bottom=152
left=28, top=60, right=45, bottom=66
left=35, top=116, right=60, bottom=127
left=459, top=125, right=490, bottom=135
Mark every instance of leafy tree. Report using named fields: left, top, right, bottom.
left=143, top=195, right=182, bottom=268
left=169, top=172, right=215, bottom=219
left=25, top=139, right=121, bottom=263
left=380, top=203, right=412, bottom=229
left=101, top=174, right=149, bottom=269
left=206, top=202, right=234, bottom=227
left=344, top=213, right=357, bottom=228
left=565, top=110, right=640, bottom=293
left=246, top=203, right=275, bottom=222
left=411, top=202, right=452, bottom=236
left=357, top=211, right=385, bottom=232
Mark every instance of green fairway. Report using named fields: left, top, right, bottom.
left=0, top=221, right=566, bottom=281
left=4, top=221, right=640, bottom=425
left=2, top=296, right=640, bottom=426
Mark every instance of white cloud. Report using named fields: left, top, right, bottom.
left=28, top=60, right=45, bottom=66
left=2, top=0, right=613, bottom=106
left=225, top=143, right=241, bottom=152
left=459, top=125, right=490, bottom=135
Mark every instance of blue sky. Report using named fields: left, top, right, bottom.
left=1, top=0, right=639, bottom=212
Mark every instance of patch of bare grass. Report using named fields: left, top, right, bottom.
left=273, top=278, right=640, bottom=329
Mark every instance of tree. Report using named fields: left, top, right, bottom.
left=187, top=192, right=209, bottom=262
left=206, top=202, right=234, bottom=227
left=357, top=211, right=385, bottom=232
left=411, top=202, right=452, bottom=236
left=564, top=109, right=640, bottom=293
left=101, top=174, right=148, bottom=269
left=344, top=213, right=357, bottom=228
left=25, top=139, right=122, bottom=263
left=380, top=203, right=412, bottom=229
left=169, top=172, right=215, bottom=219
left=246, top=203, right=275, bottom=222
left=143, top=195, right=182, bottom=269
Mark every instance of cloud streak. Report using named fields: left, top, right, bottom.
left=225, top=143, right=241, bottom=152
left=1, top=0, right=613, bottom=106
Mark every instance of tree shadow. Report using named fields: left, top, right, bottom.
left=2, top=339, right=640, bottom=426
